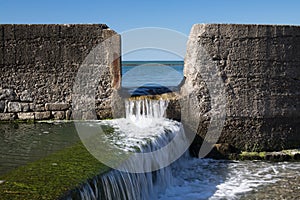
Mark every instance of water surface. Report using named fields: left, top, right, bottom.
left=0, top=122, right=79, bottom=175
left=122, top=61, right=184, bottom=96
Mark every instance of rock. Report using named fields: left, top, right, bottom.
left=0, top=113, right=15, bottom=120
left=166, top=97, right=181, bottom=121
left=0, top=101, right=5, bottom=112
left=0, top=89, right=17, bottom=101
left=45, top=103, right=69, bottom=111
left=20, top=90, right=33, bottom=102
left=66, top=110, right=72, bottom=120
left=265, top=152, right=292, bottom=161
left=30, top=103, right=45, bottom=112
left=52, top=111, right=65, bottom=120
left=206, top=143, right=239, bottom=159
left=7, top=102, right=21, bottom=112
left=293, top=153, right=300, bottom=160
left=17, top=112, right=34, bottom=120
left=34, top=111, right=51, bottom=120
left=20, top=103, right=30, bottom=112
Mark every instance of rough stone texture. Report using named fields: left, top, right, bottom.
left=0, top=101, right=5, bottom=112
left=34, top=111, right=51, bottom=120
left=0, top=113, right=15, bottom=120
left=0, top=89, right=17, bottom=101
left=20, top=90, right=33, bottom=102
left=51, top=111, right=65, bottom=120
left=45, top=103, right=69, bottom=111
left=30, top=103, right=45, bottom=112
left=17, top=112, right=34, bottom=120
left=0, top=24, right=121, bottom=120
left=183, top=24, right=300, bottom=152
left=20, top=103, right=30, bottom=112
left=7, top=102, right=21, bottom=112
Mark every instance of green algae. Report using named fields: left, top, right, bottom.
left=0, top=142, right=110, bottom=200
left=238, top=149, right=300, bottom=161
left=239, top=151, right=267, bottom=160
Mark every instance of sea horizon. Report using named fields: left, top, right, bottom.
left=122, top=60, right=184, bottom=66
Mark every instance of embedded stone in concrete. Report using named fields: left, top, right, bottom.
left=20, top=103, right=30, bottom=112
left=0, top=89, right=17, bottom=101
left=34, top=111, right=51, bottom=120
left=0, top=101, right=5, bottom=112
left=7, top=102, right=21, bottom=112
left=0, top=113, right=15, bottom=120
left=20, top=90, right=33, bottom=102
left=29, top=103, right=45, bottom=112
left=52, top=111, right=65, bottom=120
left=17, top=112, right=34, bottom=120
left=45, top=103, right=70, bottom=111
left=66, top=110, right=72, bottom=120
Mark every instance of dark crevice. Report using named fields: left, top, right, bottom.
left=13, top=24, right=17, bottom=65
left=1, top=25, right=4, bottom=65
left=99, top=24, right=109, bottom=29
left=58, top=26, right=62, bottom=64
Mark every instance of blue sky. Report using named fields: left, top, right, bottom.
left=1, top=0, right=300, bottom=60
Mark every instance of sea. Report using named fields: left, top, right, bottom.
left=121, top=61, right=184, bottom=96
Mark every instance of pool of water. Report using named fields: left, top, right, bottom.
left=1, top=121, right=300, bottom=199
left=0, top=122, right=80, bottom=175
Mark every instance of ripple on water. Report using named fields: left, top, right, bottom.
left=158, top=159, right=300, bottom=200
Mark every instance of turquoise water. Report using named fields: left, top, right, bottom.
left=122, top=61, right=184, bottom=96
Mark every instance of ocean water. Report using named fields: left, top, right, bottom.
left=122, top=61, right=184, bottom=96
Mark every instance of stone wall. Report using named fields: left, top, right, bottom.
left=0, top=24, right=121, bottom=121
left=183, top=24, right=300, bottom=152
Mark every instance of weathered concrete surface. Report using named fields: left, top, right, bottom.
left=183, top=24, right=300, bottom=152
left=0, top=24, right=121, bottom=120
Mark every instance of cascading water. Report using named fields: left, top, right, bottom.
left=66, top=98, right=300, bottom=200
left=67, top=98, right=190, bottom=200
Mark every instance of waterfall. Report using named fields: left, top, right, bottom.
left=66, top=98, right=300, bottom=199
left=67, top=98, right=190, bottom=200
left=125, top=98, right=168, bottom=119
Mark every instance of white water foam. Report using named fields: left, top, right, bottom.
left=159, top=159, right=300, bottom=200
left=70, top=98, right=300, bottom=200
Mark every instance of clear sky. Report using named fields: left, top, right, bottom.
left=1, top=0, right=300, bottom=60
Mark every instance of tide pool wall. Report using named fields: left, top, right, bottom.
left=0, top=24, right=121, bottom=120
left=183, top=24, right=300, bottom=152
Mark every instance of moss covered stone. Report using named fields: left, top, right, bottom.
left=237, top=149, right=300, bottom=161
left=0, top=142, right=110, bottom=200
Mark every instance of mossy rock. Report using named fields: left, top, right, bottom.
left=0, top=142, right=110, bottom=200
left=237, top=149, right=300, bottom=161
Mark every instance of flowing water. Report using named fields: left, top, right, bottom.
left=1, top=99, right=300, bottom=199
left=69, top=99, right=300, bottom=200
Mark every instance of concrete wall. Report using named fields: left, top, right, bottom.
left=0, top=24, right=121, bottom=120
left=183, top=24, right=300, bottom=151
